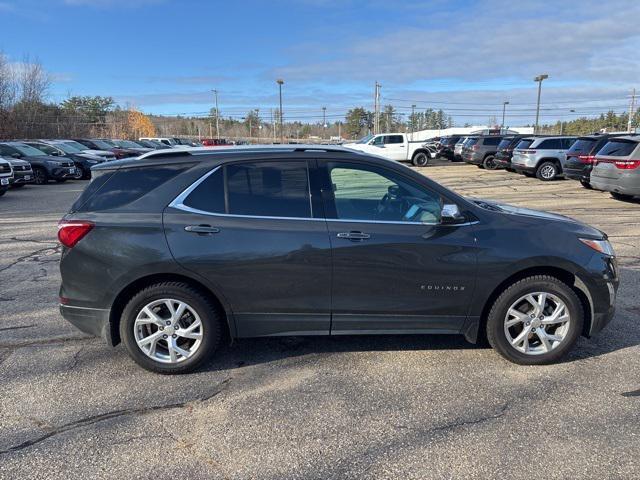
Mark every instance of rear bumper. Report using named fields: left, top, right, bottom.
left=512, top=164, right=536, bottom=174
left=60, top=304, right=113, bottom=344
left=463, top=154, right=482, bottom=165
left=591, top=175, right=640, bottom=196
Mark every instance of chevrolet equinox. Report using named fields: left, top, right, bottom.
left=59, top=146, right=618, bottom=373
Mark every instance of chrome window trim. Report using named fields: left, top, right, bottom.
left=168, top=165, right=477, bottom=227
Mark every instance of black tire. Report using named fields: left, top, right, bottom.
left=536, top=161, right=558, bottom=181
left=483, top=155, right=498, bottom=170
left=74, top=166, right=84, bottom=180
left=486, top=275, right=583, bottom=365
left=412, top=152, right=429, bottom=167
left=33, top=167, right=48, bottom=185
left=0, top=188, right=6, bottom=197
left=611, top=192, right=634, bottom=201
left=12, top=183, right=25, bottom=188
left=120, top=282, right=223, bottom=374
left=580, top=180, right=592, bottom=190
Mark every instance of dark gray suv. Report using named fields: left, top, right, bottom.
left=59, top=146, right=618, bottom=373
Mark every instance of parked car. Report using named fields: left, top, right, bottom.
left=58, top=145, right=618, bottom=373
left=563, top=134, right=626, bottom=189
left=172, top=138, right=201, bottom=147
left=23, top=141, right=103, bottom=180
left=436, top=135, right=463, bottom=160
left=0, top=142, right=76, bottom=184
left=201, top=138, right=233, bottom=148
left=3, top=156, right=34, bottom=188
left=56, top=140, right=117, bottom=161
left=139, top=137, right=178, bottom=147
left=493, top=135, right=532, bottom=171
left=0, top=157, right=13, bottom=196
left=511, top=136, right=577, bottom=180
left=453, top=137, right=469, bottom=161
left=343, top=133, right=436, bottom=166
left=136, top=139, right=172, bottom=149
left=590, top=136, right=640, bottom=200
left=108, top=139, right=153, bottom=155
left=461, top=135, right=505, bottom=169
left=73, top=139, right=139, bottom=159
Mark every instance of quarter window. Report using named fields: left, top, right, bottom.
left=326, top=163, right=442, bottom=224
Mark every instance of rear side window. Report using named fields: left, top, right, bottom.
left=72, top=164, right=190, bottom=212
left=385, top=135, right=404, bottom=144
left=597, top=140, right=639, bottom=157
left=482, top=137, right=502, bottom=146
left=568, top=138, right=597, bottom=154
left=226, top=161, right=311, bottom=218
left=537, top=139, right=562, bottom=149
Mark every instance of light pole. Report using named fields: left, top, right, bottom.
left=276, top=79, right=284, bottom=143
left=212, top=89, right=220, bottom=139
left=501, top=101, right=509, bottom=130
left=533, top=74, right=548, bottom=134
left=322, top=106, right=326, bottom=139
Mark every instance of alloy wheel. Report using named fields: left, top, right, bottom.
left=34, top=169, right=47, bottom=185
left=503, top=292, right=571, bottom=355
left=540, top=164, right=556, bottom=180
left=133, top=298, right=204, bottom=364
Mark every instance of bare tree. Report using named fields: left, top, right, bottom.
left=0, top=52, right=16, bottom=111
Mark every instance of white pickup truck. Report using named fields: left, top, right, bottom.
left=343, top=133, right=436, bottom=166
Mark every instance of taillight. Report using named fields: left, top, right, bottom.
left=472, top=145, right=479, bottom=151
left=614, top=160, right=640, bottom=169
left=578, top=155, right=596, bottom=164
left=58, top=220, right=94, bottom=248
left=522, top=149, right=537, bottom=154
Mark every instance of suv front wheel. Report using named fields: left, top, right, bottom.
left=536, top=161, right=559, bottom=181
left=120, top=282, right=223, bottom=374
left=486, top=275, right=583, bottom=365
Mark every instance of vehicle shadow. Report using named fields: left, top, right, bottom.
left=198, top=266, right=640, bottom=373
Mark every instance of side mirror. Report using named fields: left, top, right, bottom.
left=441, top=204, right=465, bottom=224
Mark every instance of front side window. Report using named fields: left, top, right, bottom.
left=326, top=162, right=442, bottom=224
left=371, top=136, right=384, bottom=146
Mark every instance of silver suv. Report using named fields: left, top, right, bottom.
left=511, top=136, right=577, bottom=181
left=590, top=136, right=640, bottom=201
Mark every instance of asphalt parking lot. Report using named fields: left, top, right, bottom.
left=1, top=166, right=639, bottom=480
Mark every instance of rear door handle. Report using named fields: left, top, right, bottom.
left=184, top=225, right=220, bottom=235
left=337, top=231, right=370, bottom=241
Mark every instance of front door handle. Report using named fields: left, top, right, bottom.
left=337, top=231, right=371, bottom=241
left=184, top=225, right=220, bottom=235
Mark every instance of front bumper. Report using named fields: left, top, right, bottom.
left=50, top=167, right=77, bottom=179
left=12, top=170, right=34, bottom=184
left=60, top=304, right=113, bottom=344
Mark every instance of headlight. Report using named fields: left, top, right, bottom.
left=579, top=238, right=615, bottom=256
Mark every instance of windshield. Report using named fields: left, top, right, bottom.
left=52, top=142, right=82, bottom=154
left=597, top=140, right=638, bottom=157
left=497, top=138, right=514, bottom=150
left=515, top=139, right=534, bottom=149
left=92, top=139, right=115, bottom=150
left=355, top=134, right=374, bottom=144
left=13, top=143, right=49, bottom=156
left=568, top=138, right=597, bottom=154
left=62, top=140, right=91, bottom=151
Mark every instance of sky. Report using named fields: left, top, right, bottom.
left=0, top=0, right=639, bottom=126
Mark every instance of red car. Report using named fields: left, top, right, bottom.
left=201, top=138, right=233, bottom=147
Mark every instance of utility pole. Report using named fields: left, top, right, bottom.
left=212, top=89, right=220, bottom=139
left=628, top=88, right=637, bottom=133
left=276, top=79, right=284, bottom=143
left=255, top=109, right=260, bottom=143
left=501, top=101, right=509, bottom=130
left=411, top=104, right=416, bottom=140
left=373, top=82, right=381, bottom=134
left=533, top=74, right=548, bottom=134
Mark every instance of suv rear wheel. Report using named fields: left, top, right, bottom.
left=483, top=155, right=498, bottom=170
left=486, top=275, right=583, bottom=365
left=120, top=282, right=222, bottom=374
left=536, top=161, right=558, bottom=181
